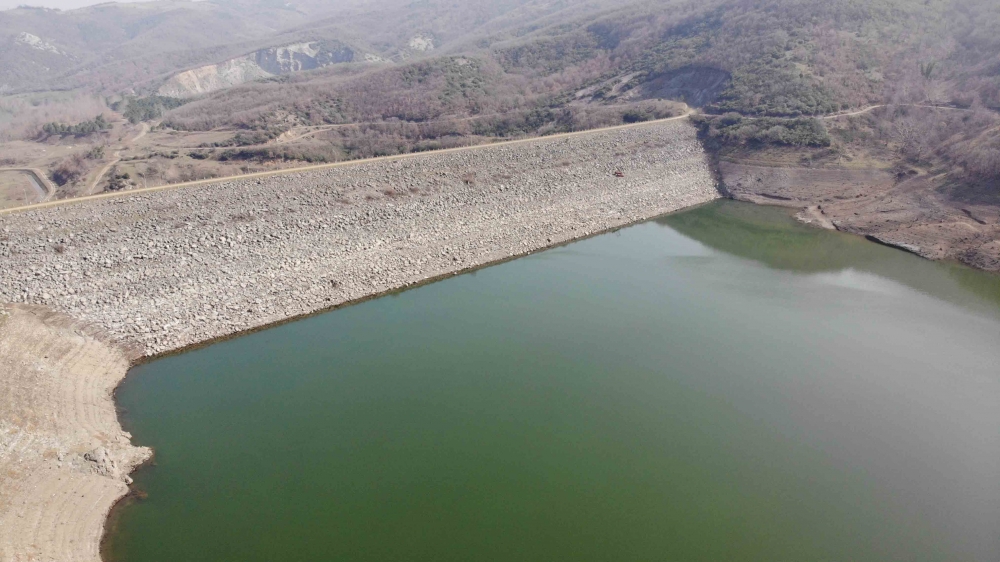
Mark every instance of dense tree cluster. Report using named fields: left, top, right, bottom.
left=709, top=58, right=841, bottom=117
left=203, top=128, right=287, bottom=148
left=693, top=113, right=832, bottom=147
left=111, top=96, right=186, bottom=124
left=41, top=114, right=111, bottom=136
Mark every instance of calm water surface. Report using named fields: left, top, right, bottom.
left=108, top=201, right=1000, bottom=562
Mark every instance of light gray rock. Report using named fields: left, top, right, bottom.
left=0, top=120, right=718, bottom=357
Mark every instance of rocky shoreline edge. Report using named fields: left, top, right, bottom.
left=0, top=118, right=719, bottom=562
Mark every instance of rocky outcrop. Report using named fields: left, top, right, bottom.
left=0, top=118, right=719, bottom=357
left=84, top=446, right=146, bottom=484
left=157, top=56, right=271, bottom=97
left=15, top=32, right=64, bottom=55
left=408, top=34, right=435, bottom=52
left=254, top=40, right=355, bottom=74
left=158, top=40, right=360, bottom=98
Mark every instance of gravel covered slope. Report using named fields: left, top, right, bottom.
left=0, top=119, right=718, bottom=357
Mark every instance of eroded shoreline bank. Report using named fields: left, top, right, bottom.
left=0, top=118, right=719, bottom=562
left=0, top=305, right=151, bottom=562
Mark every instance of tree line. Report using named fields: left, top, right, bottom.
left=41, top=114, right=111, bottom=136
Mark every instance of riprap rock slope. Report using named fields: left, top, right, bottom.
left=0, top=120, right=718, bottom=357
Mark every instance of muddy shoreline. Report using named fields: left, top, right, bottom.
left=717, top=161, right=1000, bottom=271
left=0, top=305, right=151, bottom=562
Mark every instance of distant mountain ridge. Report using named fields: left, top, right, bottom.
left=0, top=0, right=379, bottom=92
left=0, top=0, right=629, bottom=94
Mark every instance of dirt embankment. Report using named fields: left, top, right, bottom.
left=719, top=161, right=1000, bottom=271
left=0, top=304, right=150, bottom=562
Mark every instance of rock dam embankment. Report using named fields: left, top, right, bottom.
left=0, top=120, right=718, bottom=357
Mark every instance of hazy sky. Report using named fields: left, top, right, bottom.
left=1, top=0, right=154, bottom=10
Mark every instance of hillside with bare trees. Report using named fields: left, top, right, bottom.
left=2, top=0, right=1000, bottom=268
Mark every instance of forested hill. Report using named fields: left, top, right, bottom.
left=3, top=0, right=1000, bottom=269
left=6, top=0, right=999, bottom=126
left=4, top=0, right=1000, bottom=191
left=147, top=0, right=1000, bottom=179
left=161, top=0, right=1000, bottom=122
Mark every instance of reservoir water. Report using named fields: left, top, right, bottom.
left=107, top=201, right=1000, bottom=562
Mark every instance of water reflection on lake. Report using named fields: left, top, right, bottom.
left=108, top=200, right=1000, bottom=562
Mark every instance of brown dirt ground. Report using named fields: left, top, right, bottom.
left=0, top=305, right=150, bottom=562
left=719, top=161, right=1000, bottom=271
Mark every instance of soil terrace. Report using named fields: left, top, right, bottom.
left=0, top=304, right=150, bottom=562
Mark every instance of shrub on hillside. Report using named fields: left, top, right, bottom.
left=708, top=57, right=840, bottom=117
left=42, top=114, right=111, bottom=137
left=112, top=96, right=187, bottom=124
left=694, top=114, right=832, bottom=147
left=51, top=154, right=88, bottom=186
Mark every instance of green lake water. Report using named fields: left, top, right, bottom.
left=107, top=200, right=1000, bottom=562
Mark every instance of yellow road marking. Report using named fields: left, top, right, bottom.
left=0, top=113, right=694, bottom=217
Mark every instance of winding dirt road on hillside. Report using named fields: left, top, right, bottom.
left=810, top=103, right=971, bottom=120
left=87, top=123, right=150, bottom=196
